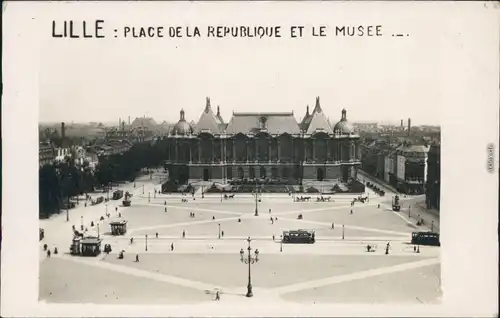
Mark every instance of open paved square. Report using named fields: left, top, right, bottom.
left=39, top=181, right=441, bottom=305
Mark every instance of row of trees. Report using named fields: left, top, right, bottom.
left=39, top=139, right=169, bottom=218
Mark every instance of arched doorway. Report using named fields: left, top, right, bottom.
left=317, top=168, right=325, bottom=181
left=203, top=168, right=210, bottom=181
left=226, top=167, right=233, bottom=180
left=260, top=166, right=267, bottom=179
left=271, top=167, right=279, bottom=179
left=249, top=167, right=255, bottom=179
left=237, top=167, right=244, bottom=179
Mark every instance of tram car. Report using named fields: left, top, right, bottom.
left=113, top=190, right=124, bottom=200
left=392, top=195, right=401, bottom=212
left=282, top=229, right=316, bottom=244
left=411, top=231, right=440, bottom=246
left=70, top=236, right=103, bottom=256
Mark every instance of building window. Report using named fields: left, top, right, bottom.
left=249, top=167, right=255, bottom=179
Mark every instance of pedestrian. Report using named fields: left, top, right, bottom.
left=115, top=207, right=118, bottom=212
left=47, top=250, right=51, bottom=258
left=331, top=222, right=335, bottom=230
left=212, top=216, right=215, bottom=220
left=136, top=254, right=140, bottom=262
left=182, top=230, right=185, bottom=238
left=238, top=218, right=241, bottom=223
left=164, top=201, right=167, bottom=206
left=221, top=230, right=224, bottom=238
left=156, top=232, right=159, bottom=239
left=413, top=245, right=417, bottom=253
left=215, top=290, right=220, bottom=301
left=54, top=247, right=58, bottom=254
left=119, top=212, right=122, bottom=218
left=91, top=221, right=94, bottom=227
left=275, top=217, right=278, bottom=221
left=272, top=234, right=275, bottom=241
left=84, top=202, right=87, bottom=207
left=171, top=243, right=174, bottom=251
left=130, top=237, right=134, bottom=244
left=350, top=209, right=353, bottom=215
left=269, top=208, right=271, bottom=214
left=165, top=207, right=167, bottom=212
left=43, top=244, right=48, bottom=251
left=377, top=204, right=380, bottom=208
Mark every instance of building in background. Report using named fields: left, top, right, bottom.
left=39, top=142, right=55, bottom=167
left=163, top=97, right=362, bottom=183
left=426, top=142, right=440, bottom=211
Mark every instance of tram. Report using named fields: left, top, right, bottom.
left=282, top=229, right=316, bottom=244
left=411, top=231, right=440, bottom=246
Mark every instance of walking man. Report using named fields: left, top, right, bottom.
left=221, top=230, right=224, bottom=238
left=171, top=243, right=174, bottom=251
left=182, top=230, right=186, bottom=238
left=215, top=290, right=220, bottom=301
left=136, top=254, right=140, bottom=262
left=156, top=232, right=159, bottom=239
left=331, top=222, right=335, bottom=230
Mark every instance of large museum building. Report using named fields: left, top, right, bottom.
left=164, top=97, right=361, bottom=183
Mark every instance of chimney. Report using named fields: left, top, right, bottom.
left=119, top=117, right=121, bottom=127
left=61, top=122, right=66, bottom=142
left=408, top=118, right=411, bottom=136
left=400, top=119, right=403, bottom=128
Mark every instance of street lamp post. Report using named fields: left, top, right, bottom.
left=342, top=224, right=345, bottom=240
left=431, top=221, right=434, bottom=232
left=218, top=223, right=221, bottom=239
left=148, top=192, right=151, bottom=203
left=80, top=215, right=83, bottom=231
left=239, top=237, right=259, bottom=298
left=254, top=182, right=259, bottom=216
left=145, top=234, right=148, bottom=251
left=105, top=203, right=108, bottom=216
left=280, top=235, right=283, bottom=252
left=142, top=185, right=145, bottom=195
left=408, top=205, right=411, bottom=218
left=97, top=223, right=100, bottom=239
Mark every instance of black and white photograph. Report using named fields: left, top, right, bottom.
left=2, top=2, right=498, bottom=317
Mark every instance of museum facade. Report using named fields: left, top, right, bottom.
left=164, top=97, right=361, bottom=183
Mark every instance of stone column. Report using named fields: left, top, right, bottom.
left=198, top=139, right=201, bottom=163
left=175, top=139, right=179, bottom=162
left=269, top=138, right=272, bottom=162
left=304, top=139, right=307, bottom=162
left=232, top=139, right=236, bottom=162
left=255, top=139, right=259, bottom=162
left=246, top=140, right=249, bottom=162
left=277, top=138, right=281, bottom=162
left=326, top=139, right=331, bottom=162
left=312, top=139, right=316, bottom=162
left=221, top=138, right=225, bottom=163
left=189, top=140, right=192, bottom=163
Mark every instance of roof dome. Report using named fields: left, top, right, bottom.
left=172, top=109, right=193, bottom=135
left=333, top=108, right=354, bottom=135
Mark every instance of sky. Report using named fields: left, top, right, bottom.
left=37, top=2, right=464, bottom=127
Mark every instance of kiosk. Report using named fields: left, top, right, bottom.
left=80, top=237, right=103, bottom=256
left=110, top=219, right=128, bottom=236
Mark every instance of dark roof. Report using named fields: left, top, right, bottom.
left=225, top=112, right=300, bottom=135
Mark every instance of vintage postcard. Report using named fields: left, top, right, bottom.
left=1, top=1, right=499, bottom=317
